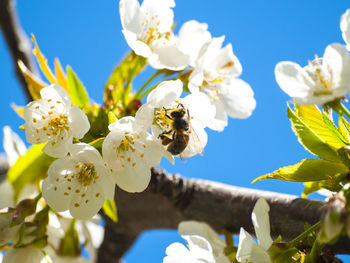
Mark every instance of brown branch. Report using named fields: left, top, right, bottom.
left=97, top=168, right=350, bottom=262
left=0, top=0, right=35, bottom=101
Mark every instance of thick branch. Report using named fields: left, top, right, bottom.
left=97, top=168, right=350, bottom=262
left=0, top=0, right=34, bottom=101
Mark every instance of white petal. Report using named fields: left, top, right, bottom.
left=252, top=198, right=273, bottom=250
left=275, top=61, right=313, bottom=103
left=188, top=68, right=204, bottom=92
left=178, top=221, right=225, bottom=256
left=182, top=92, right=215, bottom=127
left=0, top=180, right=15, bottom=209
left=69, top=106, right=90, bottom=139
left=95, top=165, right=115, bottom=200
left=150, top=45, right=190, bottom=70
left=236, top=228, right=256, bottom=262
left=323, top=43, right=350, bottom=97
left=180, top=120, right=207, bottom=158
left=3, top=246, right=49, bottom=263
left=40, top=84, right=71, bottom=108
left=3, top=126, right=27, bottom=166
left=43, top=135, right=73, bottom=158
left=141, top=0, right=175, bottom=33
left=207, top=101, right=228, bottom=132
left=146, top=80, right=183, bottom=106
left=341, top=9, right=350, bottom=49
left=122, top=30, right=153, bottom=58
left=69, top=183, right=105, bottom=220
left=220, top=78, right=256, bottom=119
left=109, top=116, right=135, bottom=132
left=164, top=242, right=193, bottom=263
left=135, top=104, right=156, bottom=131
left=119, top=0, right=143, bottom=33
left=42, top=158, right=75, bottom=212
left=178, top=20, right=212, bottom=65
left=113, top=160, right=151, bottom=193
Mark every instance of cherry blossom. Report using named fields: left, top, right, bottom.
left=119, top=0, right=211, bottom=70
left=135, top=80, right=215, bottom=158
left=275, top=43, right=350, bottom=105
left=164, top=235, right=216, bottom=263
left=341, top=9, right=350, bottom=50
left=42, top=143, right=115, bottom=220
left=102, top=116, right=165, bottom=193
left=23, top=84, right=90, bottom=158
left=189, top=37, right=255, bottom=131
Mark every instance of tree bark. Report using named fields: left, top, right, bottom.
left=0, top=0, right=35, bottom=101
left=96, top=168, right=350, bottom=262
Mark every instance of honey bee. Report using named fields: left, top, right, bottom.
left=158, top=103, right=201, bottom=156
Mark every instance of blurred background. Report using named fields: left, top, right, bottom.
left=1, top=0, right=350, bottom=261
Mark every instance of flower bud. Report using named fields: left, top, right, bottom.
left=318, top=194, right=347, bottom=244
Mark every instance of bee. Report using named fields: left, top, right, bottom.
left=158, top=103, right=200, bottom=156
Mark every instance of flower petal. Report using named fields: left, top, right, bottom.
left=146, top=80, right=183, bottom=106
left=275, top=61, right=313, bottom=103
left=341, top=9, right=350, bottom=49
left=40, top=84, right=71, bottom=108
left=251, top=198, right=273, bottom=250
left=69, top=106, right=90, bottom=139
left=220, top=78, right=256, bottom=119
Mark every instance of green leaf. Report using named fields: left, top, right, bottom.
left=288, top=105, right=341, bottom=162
left=321, top=112, right=348, bottom=146
left=296, top=105, right=344, bottom=149
left=102, top=199, right=118, bottom=223
left=104, top=52, right=147, bottom=109
left=339, top=116, right=350, bottom=141
left=252, top=159, right=348, bottom=183
left=8, top=144, right=54, bottom=201
left=108, top=111, right=118, bottom=124
left=67, top=66, right=89, bottom=109
left=302, top=173, right=345, bottom=198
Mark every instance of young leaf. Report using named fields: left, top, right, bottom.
left=108, top=111, right=118, bottom=124
left=54, top=58, right=68, bottom=92
left=31, top=34, right=57, bottom=84
left=252, top=159, right=348, bottom=183
left=302, top=179, right=343, bottom=198
left=296, top=105, right=345, bottom=149
left=8, top=144, right=54, bottom=200
left=102, top=199, right=118, bottom=223
left=66, top=66, right=89, bottom=109
left=287, top=105, right=341, bottom=162
left=321, top=112, right=348, bottom=146
left=338, top=116, right=350, bottom=141
left=17, top=60, right=47, bottom=100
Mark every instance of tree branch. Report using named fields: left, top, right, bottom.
left=97, top=168, right=350, bottom=262
left=0, top=0, right=35, bottom=101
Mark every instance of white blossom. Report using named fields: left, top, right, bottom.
left=164, top=235, right=216, bottom=263
left=102, top=116, right=165, bottom=193
left=3, top=126, right=27, bottom=166
left=3, top=245, right=51, bottom=263
left=42, top=143, right=115, bottom=220
left=189, top=37, right=255, bottom=131
left=275, top=43, right=350, bottom=105
left=236, top=198, right=273, bottom=263
left=119, top=0, right=211, bottom=70
left=178, top=221, right=230, bottom=263
left=341, top=9, right=350, bottom=50
left=23, top=84, right=90, bottom=158
left=135, top=80, right=215, bottom=158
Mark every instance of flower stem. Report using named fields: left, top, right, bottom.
left=340, top=103, right=350, bottom=120
left=138, top=82, right=159, bottom=100
left=134, top=70, right=163, bottom=99
left=287, top=221, right=321, bottom=247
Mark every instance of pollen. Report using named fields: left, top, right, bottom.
left=33, top=118, right=37, bottom=123
left=140, top=153, right=144, bottom=158
left=96, top=193, right=100, bottom=197
left=132, top=162, right=136, bottom=167
left=74, top=203, right=80, bottom=207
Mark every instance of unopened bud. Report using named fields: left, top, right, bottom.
left=318, top=194, right=346, bottom=244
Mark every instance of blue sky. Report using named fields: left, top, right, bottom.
left=1, top=0, right=350, bottom=262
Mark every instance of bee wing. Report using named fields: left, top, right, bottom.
left=180, top=120, right=207, bottom=159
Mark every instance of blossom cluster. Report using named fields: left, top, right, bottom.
left=164, top=198, right=274, bottom=263
left=275, top=9, right=350, bottom=106
left=14, top=0, right=257, bottom=222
